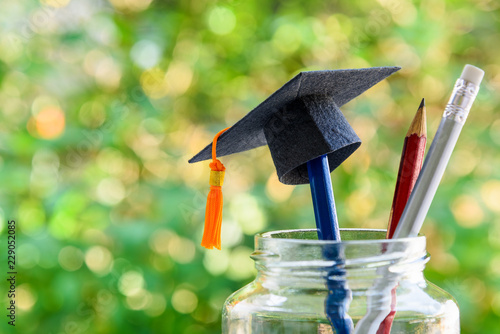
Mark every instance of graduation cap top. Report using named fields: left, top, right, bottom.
left=189, top=67, right=400, bottom=185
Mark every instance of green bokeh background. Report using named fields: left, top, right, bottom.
left=1, top=0, right=499, bottom=333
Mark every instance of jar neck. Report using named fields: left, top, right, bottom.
left=251, top=229, right=429, bottom=289
left=254, top=255, right=428, bottom=289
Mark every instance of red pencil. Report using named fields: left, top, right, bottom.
left=386, top=98, right=427, bottom=239
left=378, top=99, right=427, bottom=334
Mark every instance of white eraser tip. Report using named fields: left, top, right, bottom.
left=460, top=64, right=484, bottom=86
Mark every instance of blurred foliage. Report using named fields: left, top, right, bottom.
left=0, top=0, right=499, bottom=333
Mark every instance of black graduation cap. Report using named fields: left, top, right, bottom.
left=189, top=67, right=400, bottom=185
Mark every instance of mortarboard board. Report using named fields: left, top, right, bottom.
left=189, top=67, right=401, bottom=185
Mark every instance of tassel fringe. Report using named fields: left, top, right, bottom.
left=202, top=185, right=223, bottom=249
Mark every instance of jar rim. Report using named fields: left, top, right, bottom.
left=256, top=228, right=425, bottom=245
left=253, top=228, right=427, bottom=270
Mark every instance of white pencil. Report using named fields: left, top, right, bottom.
left=393, top=64, right=484, bottom=238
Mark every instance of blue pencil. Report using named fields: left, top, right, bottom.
left=307, top=154, right=353, bottom=333
left=307, top=154, right=341, bottom=241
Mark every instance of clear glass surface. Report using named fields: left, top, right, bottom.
left=222, top=229, right=459, bottom=334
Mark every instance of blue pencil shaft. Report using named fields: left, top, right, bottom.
left=308, top=155, right=352, bottom=333
left=307, top=155, right=341, bottom=241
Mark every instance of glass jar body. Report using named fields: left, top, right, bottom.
left=222, top=229, right=459, bottom=334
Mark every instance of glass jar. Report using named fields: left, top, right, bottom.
left=222, top=229, right=459, bottom=333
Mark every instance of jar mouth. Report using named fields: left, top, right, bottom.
left=253, top=229, right=428, bottom=270
left=257, top=228, right=425, bottom=245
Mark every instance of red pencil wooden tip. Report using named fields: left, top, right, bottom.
left=406, top=98, right=426, bottom=137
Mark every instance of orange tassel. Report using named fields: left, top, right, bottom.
left=201, top=128, right=229, bottom=250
